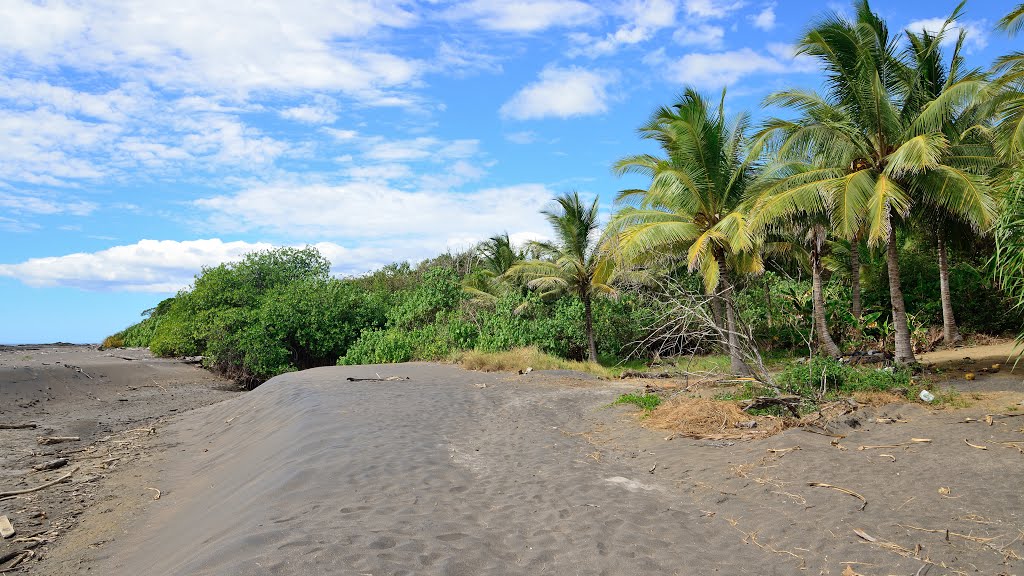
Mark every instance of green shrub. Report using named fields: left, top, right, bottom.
left=614, top=392, right=662, bottom=412
left=340, top=329, right=414, bottom=365
left=775, top=356, right=912, bottom=398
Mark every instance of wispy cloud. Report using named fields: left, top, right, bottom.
left=0, top=238, right=395, bottom=292
left=501, top=66, right=616, bottom=120
left=444, top=0, right=600, bottom=33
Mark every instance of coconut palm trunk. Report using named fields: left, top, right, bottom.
left=717, top=263, right=750, bottom=375
left=583, top=293, right=598, bottom=363
left=886, top=228, right=916, bottom=364
left=937, top=232, right=962, bottom=345
left=810, top=230, right=842, bottom=357
left=850, top=236, right=862, bottom=320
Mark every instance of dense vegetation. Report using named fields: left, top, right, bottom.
left=108, top=1, right=1024, bottom=391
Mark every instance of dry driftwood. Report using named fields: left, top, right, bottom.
left=0, top=466, right=79, bottom=499
left=809, top=482, right=867, bottom=510
left=36, top=436, right=79, bottom=445
left=32, top=458, right=69, bottom=472
left=619, top=370, right=674, bottom=379
left=345, top=376, right=410, bottom=382
left=743, top=396, right=801, bottom=418
left=0, top=424, right=37, bottom=430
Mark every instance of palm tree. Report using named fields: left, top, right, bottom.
left=904, top=23, right=999, bottom=346
left=997, top=3, right=1024, bottom=36
left=463, top=233, right=521, bottom=302
left=750, top=0, right=991, bottom=364
left=504, top=192, right=615, bottom=362
left=609, top=88, right=760, bottom=374
left=752, top=204, right=843, bottom=357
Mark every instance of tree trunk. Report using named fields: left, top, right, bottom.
left=850, top=236, right=862, bottom=320
left=719, top=277, right=750, bottom=376
left=811, top=233, right=842, bottom=358
left=583, top=294, right=598, bottom=363
left=886, top=227, right=916, bottom=364
left=937, top=232, right=962, bottom=346
left=710, top=294, right=725, bottom=333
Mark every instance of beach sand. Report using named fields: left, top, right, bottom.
left=3, top=349, right=1024, bottom=575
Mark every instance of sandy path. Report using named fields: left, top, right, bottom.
left=70, top=362, right=1024, bottom=576
left=85, top=364, right=764, bottom=575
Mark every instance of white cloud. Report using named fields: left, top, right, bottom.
left=673, top=24, right=725, bottom=48
left=435, top=41, right=503, bottom=75
left=682, top=0, right=745, bottom=19
left=0, top=78, right=293, bottom=185
left=180, top=116, right=288, bottom=165
left=363, top=137, right=480, bottom=162
left=345, top=163, right=415, bottom=182
left=501, top=66, right=616, bottom=120
left=0, top=238, right=394, bottom=292
left=0, top=191, right=97, bottom=216
left=752, top=3, right=776, bottom=31
left=280, top=105, right=338, bottom=125
left=569, top=0, right=677, bottom=58
left=905, top=17, right=988, bottom=51
left=193, top=182, right=554, bottom=246
left=323, top=128, right=359, bottom=141
left=506, top=131, right=538, bottom=144
left=0, top=1, right=422, bottom=100
left=666, top=46, right=815, bottom=89
left=445, top=0, right=600, bottom=32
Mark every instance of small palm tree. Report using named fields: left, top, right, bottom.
left=505, top=192, right=615, bottom=362
left=609, top=88, right=760, bottom=374
left=463, top=233, right=521, bottom=302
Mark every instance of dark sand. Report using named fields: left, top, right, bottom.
left=0, top=345, right=240, bottom=572
left=4, top=350, right=1024, bottom=575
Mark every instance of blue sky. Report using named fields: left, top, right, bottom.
left=0, top=0, right=1017, bottom=343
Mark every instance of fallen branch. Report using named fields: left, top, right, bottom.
left=146, top=487, right=161, bottom=500
left=0, top=549, right=33, bottom=571
left=802, top=428, right=845, bottom=439
left=809, top=482, right=867, bottom=510
left=742, top=396, right=801, bottom=418
left=346, top=376, right=410, bottom=382
left=964, top=439, right=988, bottom=450
left=36, top=436, right=79, bottom=445
left=0, top=423, right=37, bottom=430
left=32, top=458, right=69, bottom=472
left=0, top=466, right=79, bottom=499
left=896, top=523, right=997, bottom=543
left=859, top=439, right=932, bottom=450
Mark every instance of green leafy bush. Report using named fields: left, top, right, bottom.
left=614, top=392, right=662, bottom=412
left=775, top=356, right=912, bottom=398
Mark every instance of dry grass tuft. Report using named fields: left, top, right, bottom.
left=644, top=397, right=789, bottom=439
left=457, top=347, right=609, bottom=376
left=851, top=390, right=908, bottom=406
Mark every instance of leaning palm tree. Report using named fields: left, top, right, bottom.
left=504, top=192, right=615, bottom=363
left=609, top=88, right=760, bottom=375
left=751, top=0, right=991, bottom=364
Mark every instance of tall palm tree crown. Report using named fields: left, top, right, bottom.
left=505, top=191, right=615, bottom=362
left=750, top=0, right=994, bottom=363
left=610, top=88, right=759, bottom=374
